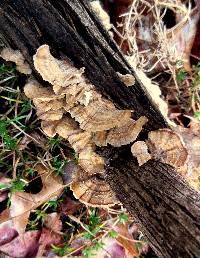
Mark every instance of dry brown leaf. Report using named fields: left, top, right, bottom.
left=0, top=230, right=41, bottom=258
left=36, top=213, right=62, bottom=257
left=43, top=213, right=62, bottom=232
left=10, top=164, right=64, bottom=234
left=114, top=223, right=140, bottom=258
left=0, top=209, right=10, bottom=225
left=60, top=196, right=82, bottom=215
left=122, top=2, right=199, bottom=72
left=0, top=226, right=18, bottom=246
left=167, top=7, right=200, bottom=72
left=0, top=48, right=31, bottom=74
left=94, top=237, right=126, bottom=258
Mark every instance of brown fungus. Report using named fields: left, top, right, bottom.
left=55, top=117, right=105, bottom=175
left=92, top=131, right=108, bottom=147
left=131, top=141, right=151, bottom=166
left=41, top=120, right=61, bottom=137
left=106, top=116, right=148, bottom=147
left=24, top=80, right=57, bottom=100
left=24, top=80, right=65, bottom=121
left=117, top=72, right=135, bottom=87
left=69, top=99, right=131, bottom=132
left=0, top=47, right=31, bottom=74
left=70, top=165, right=118, bottom=207
left=33, top=45, right=85, bottom=89
left=148, top=129, right=188, bottom=168
left=23, top=44, right=139, bottom=207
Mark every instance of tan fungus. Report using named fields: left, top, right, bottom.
left=117, top=72, right=135, bottom=87
left=0, top=47, right=32, bottom=74
left=70, top=165, right=118, bottom=207
left=148, top=129, right=188, bottom=168
left=92, top=131, right=108, bottom=147
left=24, top=80, right=57, bottom=100
left=106, top=116, right=148, bottom=147
left=91, top=0, right=112, bottom=31
left=33, top=45, right=85, bottom=88
left=69, top=99, right=131, bottom=132
left=41, top=120, right=61, bottom=137
left=23, top=44, right=149, bottom=206
left=131, top=141, right=151, bottom=166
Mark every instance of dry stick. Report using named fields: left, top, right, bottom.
left=0, top=1, right=200, bottom=257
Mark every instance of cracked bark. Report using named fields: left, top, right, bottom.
left=0, top=0, right=200, bottom=257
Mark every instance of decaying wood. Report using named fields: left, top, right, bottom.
left=0, top=0, right=167, bottom=130
left=0, top=1, right=200, bottom=257
left=106, top=158, right=200, bottom=258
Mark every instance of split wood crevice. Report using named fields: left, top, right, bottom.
left=0, top=1, right=200, bottom=257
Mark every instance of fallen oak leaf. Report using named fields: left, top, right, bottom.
left=113, top=223, right=140, bottom=258
left=36, top=213, right=63, bottom=258
left=37, top=228, right=62, bottom=258
left=94, top=237, right=126, bottom=258
left=0, top=230, right=41, bottom=258
left=0, top=227, right=18, bottom=246
left=0, top=209, right=10, bottom=225
left=43, top=213, right=62, bottom=233
left=60, top=196, right=82, bottom=215
left=10, top=164, right=64, bottom=234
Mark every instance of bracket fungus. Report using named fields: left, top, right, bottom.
left=106, top=116, right=148, bottom=147
left=24, top=44, right=148, bottom=206
left=69, top=99, right=132, bottom=132
left=132, top=129, right=188, bottom=169
left=131, top=141, right=151, bottom=166
left=62, top=161, right=118, bottom=207
left=148, top=129, right=188, bottom=168
left=116, top=72, right=135, bottom=87
left=0, top=48, right=31, bottom=74
left=131, top=128, right=200, bottom=191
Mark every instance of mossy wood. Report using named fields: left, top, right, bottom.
left=0, top=1, right=199, bottom=257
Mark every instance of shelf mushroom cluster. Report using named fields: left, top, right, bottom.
left=131, top=128, right=200, bottom=191
left=24, top=44, right=147, bottom=206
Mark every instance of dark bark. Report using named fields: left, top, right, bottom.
left=0, top=1, right=200, bottom=257
left=0, top=0, right=167, bottom=130
left=106, top=156, right=200, bottom=258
